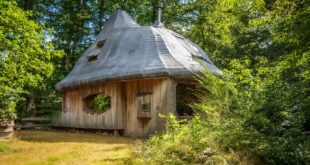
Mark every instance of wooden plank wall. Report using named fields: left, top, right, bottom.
left=54, top=78, right=177, bottom=137
left=54, top=82, right=123, bottom=129
left=124, top=78, right=177, bottom=137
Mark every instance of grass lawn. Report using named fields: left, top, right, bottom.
left=0, top=130, right=137, bottom=165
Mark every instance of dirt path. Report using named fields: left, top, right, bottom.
left=0, top=130, right=137, bottom=165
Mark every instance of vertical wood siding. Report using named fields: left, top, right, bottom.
left=54, top=82, right=123, bottom=129
left=124, top=78, right=177, bottom=137
left=54, top=78, right=177, bottom=137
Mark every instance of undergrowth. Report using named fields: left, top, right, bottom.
left=131, top=62, right=309, bottom=164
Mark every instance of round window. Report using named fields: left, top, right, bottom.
left=84, top=93, right=111, bottom=113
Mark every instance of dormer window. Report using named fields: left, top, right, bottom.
left=87, top=39, right=107, bottom=62
left=87, top=49, right=100, bottom=62
left=96, top=39, right=106, bottom=48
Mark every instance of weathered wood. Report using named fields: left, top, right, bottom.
left=0, top=121, right=14, bottom=140
left=21, top=117, right=51, bottom=122
left=15, top=124, right=51, bottom=129
left=114, top=130, right=119, bottom=136
left=55, top=78, right=177, bottom=137
left=54, top=82, right=124, bottom=130
left=124, top=78, right=177, bottom=137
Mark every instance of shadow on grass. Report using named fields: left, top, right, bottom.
left=15, top=130, right=137, bottom=144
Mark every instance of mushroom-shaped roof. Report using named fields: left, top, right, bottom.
left=56, top=10, right=221, bottom=91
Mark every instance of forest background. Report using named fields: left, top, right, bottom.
left=0, top=0, right=309, bottom=164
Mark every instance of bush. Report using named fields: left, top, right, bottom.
left=131, top=114, right=252, bottom=164
left=132, top=60, right=309, bottom=164
left=0, top=97, right=16, bottom=124
left=89, top=94, right=111, bottom=113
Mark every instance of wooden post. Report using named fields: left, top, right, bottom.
left=114, top=130, right=119, bottom=136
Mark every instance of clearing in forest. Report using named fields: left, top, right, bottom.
left=0, top=130, right=136, bottom=165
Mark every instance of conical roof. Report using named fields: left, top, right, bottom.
left=101, top=9, right=140, bottom=30
left=56, top=10, right=221, bottom=91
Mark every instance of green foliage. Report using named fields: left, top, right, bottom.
left=0, top=97, right=16, bottom=124
left=133, top=1, right=309, bottom=164
left=5, top=0, right=309, bottom=164
left=134, top=63, right=309, bottom=164
left=209, top=58, right=309, bottom=164
left=0, top=1, right=62, bottom=122
left=0, top=142, right=10, bottom=152
left=89, top=94, right=111, bottom=113
left=132, top=113, right=256, bottom=164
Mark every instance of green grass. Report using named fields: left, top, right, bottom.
left=0, top=130, right=137, bottom=165
left=0, top=142, right=10, bottom=152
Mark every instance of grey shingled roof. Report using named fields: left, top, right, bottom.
left=56, top=10, right=221, bottom=91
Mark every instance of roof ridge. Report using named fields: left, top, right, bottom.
left=103, top=10, right=140, bottom=30
left=151, top=27, right=186, bottom=70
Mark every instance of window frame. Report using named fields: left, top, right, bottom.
left=136, top=92, right=152, bottom=118
left=83, top=93, right=111, bottom=114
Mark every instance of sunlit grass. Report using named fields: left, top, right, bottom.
left=0, top=142, right=10, bottom=152
left=0, top=130, right=136, bottom=165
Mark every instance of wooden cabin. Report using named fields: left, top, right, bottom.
left=55, top=10, right=221, bottom=137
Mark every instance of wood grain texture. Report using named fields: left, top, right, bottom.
left=54, top=78, right=177, bottom=137
left=123, top=78, right=177, bottom=137
left=54, top=82, right=123, bottom=130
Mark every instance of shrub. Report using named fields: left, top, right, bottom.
left=132, top=60, right=309, bottom=164
left=89, top=94, right=111, bottom=113
left=0, top=96, right=16, bottom=124
left=131, top=114, right=251, bottom=164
